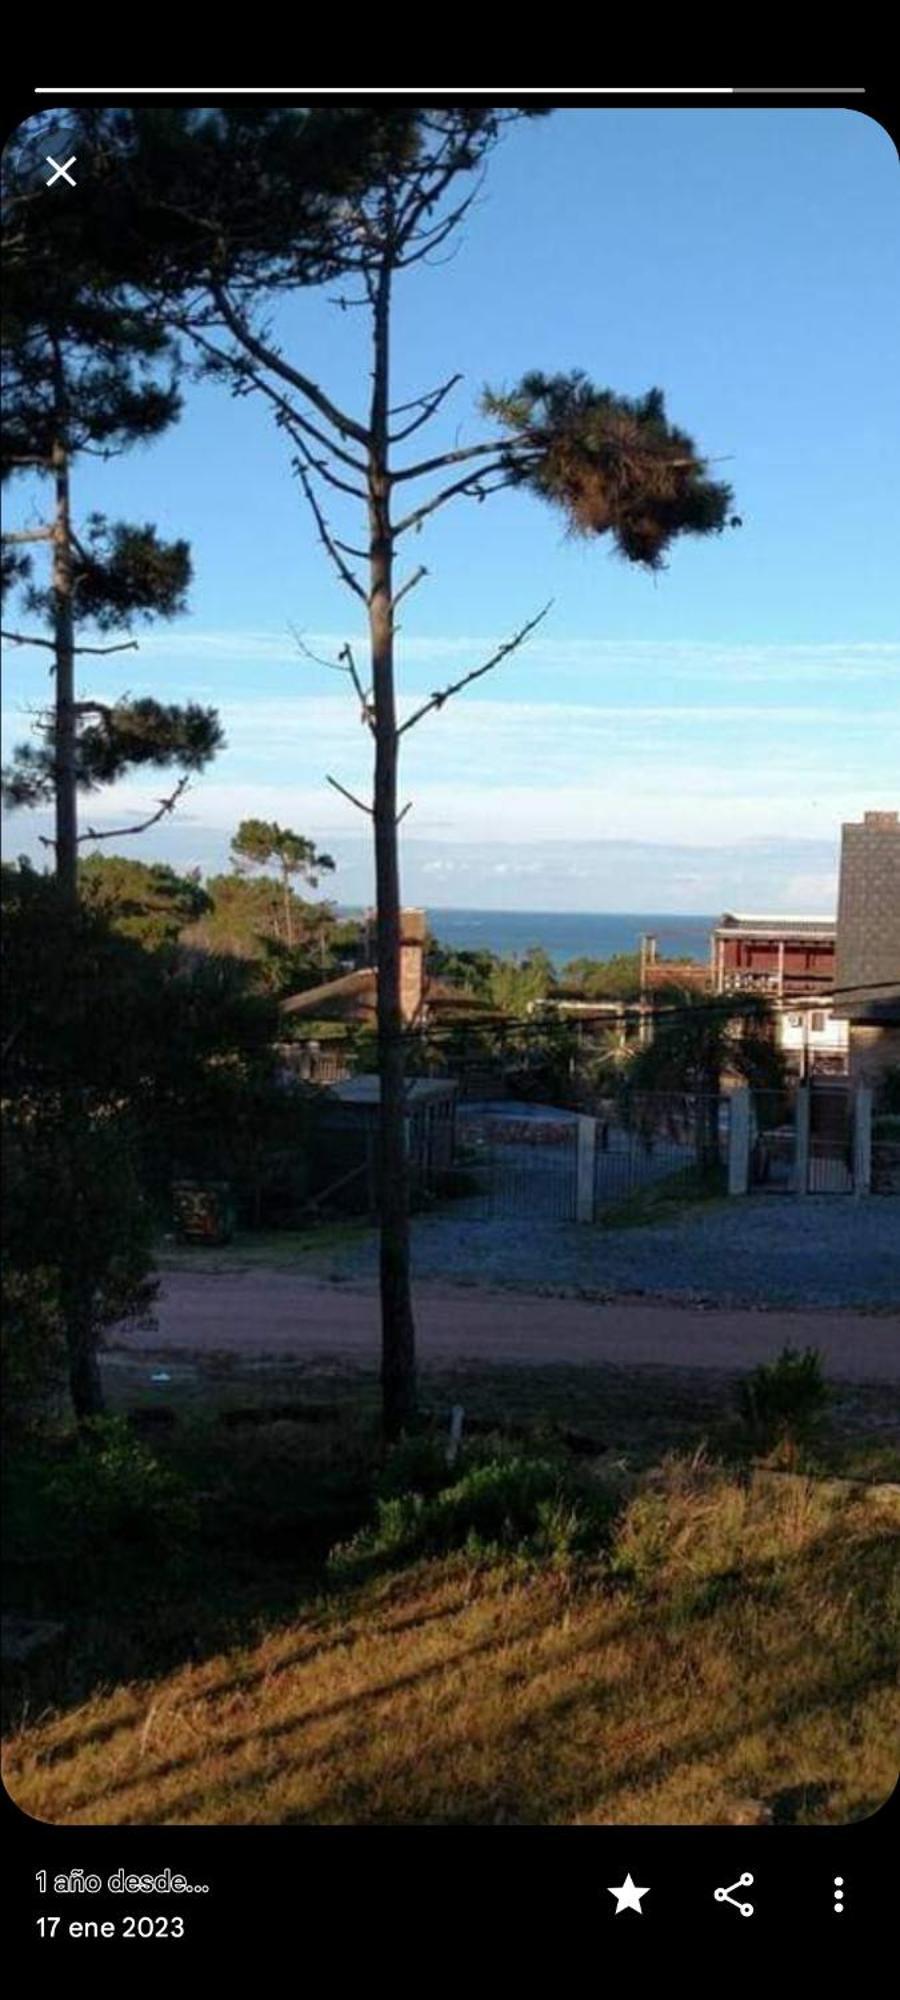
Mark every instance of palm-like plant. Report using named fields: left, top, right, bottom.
left=620, top=987, right=787, bottom=1170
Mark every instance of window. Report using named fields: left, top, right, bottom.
left=811, top=1012, right=826, bottom=1034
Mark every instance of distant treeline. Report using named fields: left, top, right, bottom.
left=67, top=850, right=705, bottom=1013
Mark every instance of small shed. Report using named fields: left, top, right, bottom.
left=315, top=1075, right=458, bottom=1211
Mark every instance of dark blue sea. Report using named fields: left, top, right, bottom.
left=425, top=909, right=714, bottom=970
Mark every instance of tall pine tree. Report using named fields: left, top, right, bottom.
left=1, top=118, right=222, bottom=898
left=87, top=108, right=737, bottom=1434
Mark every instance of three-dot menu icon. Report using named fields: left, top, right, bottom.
left=834, top=1877, right=845, bottom=1915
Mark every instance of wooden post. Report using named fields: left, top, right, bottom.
left=576, top=1115, right=597, bottom=1223
left=728, top=1087, right=751, bottom=1196
left=853, top=1084, right=872, bottom=1197
left=794, top=1083, right=811, bottom=1197
left=446, top=1405, right=465, bottom=1466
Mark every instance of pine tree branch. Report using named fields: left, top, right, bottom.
left=397, top=601, right=553, bottom=737
left=2, top=527, right=54, bottom=544
left=1, top=630, right=139, bottom=656
left=236, top=352, right=369, bottom=477
left=294, top=464, right=368, bottom=603
left=388, top=373, right=463, bottom=443
left=38, top=772, right=194, bottom=848
left=395, top=186, right=484, bottom=269
left=392, top=436, right=516, bottom=486
left=289, top=421, right=367, bottom=509
left=211, top=284, right=369, bottom=449
left=291, top=628, right=376, bottom=732
left=167, top=313, right=369, bottom=478
left=326, top=773, right=373, bottom=817
left=394, top=151, right=484, bottom=261
left=393, top=464, right=511, bottom=538
left=337, top=641, right=375, bottom=727
left=290, top=448, right=367, bottom=504
left=391, top=565, right=428, bottom=612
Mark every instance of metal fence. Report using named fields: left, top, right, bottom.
left=807, top=1083, right=854, bottom=1193
left=750, top=1083, right=855, bottom=1194
left=750, top=1089, right=796, bottom=1191
left=454, top=1104, right=579, bottom=1222
left=595, top=1093, right=729, bottom=1210
left=452, top=1093, right=728, bottom=1224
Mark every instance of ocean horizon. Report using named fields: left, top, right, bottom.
left=340, top=907, right=716, bottom=969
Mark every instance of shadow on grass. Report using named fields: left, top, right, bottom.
left=5, top=1360, right=898, bottom=1750
left=18, top=1525, right=898, bottom=1828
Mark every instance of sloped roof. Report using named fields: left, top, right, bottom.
left=281, top=969, right=376, bottom=1017
left=280, top=969, right=499, bottom=1021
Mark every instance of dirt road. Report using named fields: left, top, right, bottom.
left=112, top=1271, right=900, bottom=1382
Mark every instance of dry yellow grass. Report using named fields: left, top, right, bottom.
left=6, top=1465, right=899, bottom=1827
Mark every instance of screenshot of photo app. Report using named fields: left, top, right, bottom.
left=1, top=74, right=897, bottom=1949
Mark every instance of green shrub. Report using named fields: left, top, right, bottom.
left=736, top=1346, right=829, bottom=1451
left=35, top=1418, right=196, bottom=1574
left=0, top=1262, right=67, bottom=1444
left=331, top=1440, right=615, bottom=1578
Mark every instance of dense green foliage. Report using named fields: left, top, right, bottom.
left=736, top=1346, right=830, bottom=1452
left=483, top=372, right=736, bottom=569
left=1, top=859, right=317, bottom=1418
left=331, top=1433, right=617, bottom=1579
left=561, top=952, right=643, bottom=998
left=1, top=118, right=221, bottom=845
left=78, top=852, right=211, bottom=947
left=623, top=987, right=786, bottom=1094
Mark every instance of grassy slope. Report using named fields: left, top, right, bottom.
left=5, top=1441, right=899, bottom=1828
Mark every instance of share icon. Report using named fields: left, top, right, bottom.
left=714, top=1872, right=754, bottom=1917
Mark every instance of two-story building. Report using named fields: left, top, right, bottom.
left=710, top=912, right=847, bottom=1078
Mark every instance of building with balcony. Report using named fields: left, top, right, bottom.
left=712, top=913, right=836, bottom=1000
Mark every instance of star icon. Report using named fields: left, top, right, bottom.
left=608, top=1872, right=650, bottom=1915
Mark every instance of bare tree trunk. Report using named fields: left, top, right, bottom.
left=49, top=354, right=105, bottom=1418
left=282, top=865, right=294, bottom=949
left=65, top=1296, right=105, bottom=1422
left=51, top=345, right=77, bottom=903
left=369, top=256, right=417, bottom=1439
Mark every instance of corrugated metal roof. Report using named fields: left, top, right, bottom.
left=716, top=913, right=835, bottom=938
left=329, top=1076, right=457, bottom=1106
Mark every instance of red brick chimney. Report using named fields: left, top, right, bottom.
left=399, top=908, right=427, bottom=1024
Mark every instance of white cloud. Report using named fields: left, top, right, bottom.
left=4, top=627, right=896, bottom=888
left=133, top=626, right=900, bottom=686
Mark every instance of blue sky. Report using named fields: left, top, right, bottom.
left=3, top=107, right=898, bottom=911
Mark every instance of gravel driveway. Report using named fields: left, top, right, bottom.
left=320, top=1194, right=900, bottom=1310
